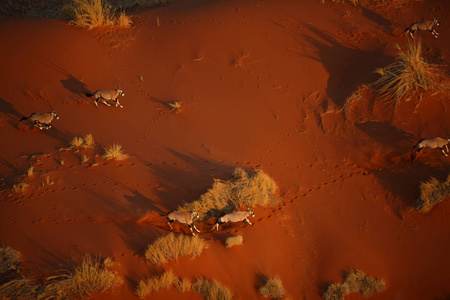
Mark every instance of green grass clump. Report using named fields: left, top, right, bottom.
left=179, top=168, right=278, bottom=219
left=145, top=233, right=207, bottom=265
left=193, top=278, right=233, bottom=300
left=136, top=269, right=178, bottom=298
left=225, top=235, right=243, bottom=248
left=344, top=270, right=386, bottom=297
left=415, top=174, right=450, bottom=212
left=259, top=277, right=285, bottom=299
left=0, top=247, right=21, bottom=274
left=103, top=143, right=128, bottom=160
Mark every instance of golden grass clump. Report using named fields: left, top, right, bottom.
left=63, top=0, right=115, bottom=30
left=193, top=278, right=233, bottom=300
left=175, top=278, right=192, bottom=292
left=0, top=247, right=21, bottom=274
left=70, top=136, right=85, bottom=148
left=370, top=41, right=443, bottom=106
left=116, top=11, right=132, bottom=28
left=225, top=235, right=243, bottom=248
left=416, top=174, right=450, bottom=212
left=168, top=101, right=182, bottom=112
left=103, top=143, right=128, bottom=160
left=83, top=133, right=95, bottom=147
left=344, top=270, right=386, bottom=297
left=12, top=182, right=29, bottom=193
left=322, top=283, right=349, bottom=300
left=136, top=269, right=178, bottom=298
left=180, top=168, right=278, bottom=219
left=259, top=277, right=285, bottom=299
left=0, top=277, right=39, bottom=299
left=145, top=233, right=207, bottom=265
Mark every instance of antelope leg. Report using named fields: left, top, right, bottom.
left=193, top=224, right=201, bottom=233
left=102, top=99, right=111, bottom=107
left=245, top=218, right=253, bottom=226
left=167, top=221, right=173, bottom=229
left=188, top=225, right=195, bottom=236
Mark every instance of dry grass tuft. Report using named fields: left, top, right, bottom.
left=81, top=155, right=90, bottom=165
left=12, top=182, right=29, bottom=193
left=145, top=233, right=207, bottom=265
left=63, top=0, right=115, bottom=30
left=0, top=247, right=21, bottom=274
left=103, top=143, right=128, bottom=160
left=168, top=101, right=182, bottom=112
left=27, top=166, right=34, bottom=177
left=322, top=283, right=349, bottom=300
left=415, top=174, right=450, bottom=212
left=225, top=235, right=243, bottom=248
left=175, top=278, right=192, bottom=292
left=179, top=168, right=278, bottom=219
left=70, top=136, right=85, bottom=149
left=83, top=134, right=95, bottom=147
left=193, top=278, right=233, bottom=300
left=0, top=277, right=39, bottom=299
left=116, top=10, right=132, bottom=27
left=259, top=277, right=285, bottom=299
left=370, top=41, right=443, bottom=106
left=344, top=270, right=386, bottom=297
left=136, top=269, right=178, bottom=298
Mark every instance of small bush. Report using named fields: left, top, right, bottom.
left=179, top=168, right=278, bottom=219
left=344, top=270, right=385, bottom=297
left=0, top=247, right=21, bottom=274
left=145, top=233, right=207, bottom=265
left=322, top=283, right=349, bottom=300
left=175, top=278, right=192, bottom=292
left=259, top=277, right=285, bottom=299
left=225, top=235, right=243, bottom=248
left=103, top=143, right=128, bottom=160
left=70, top=136, right=85, bottom=148
left=136, top=269, right=178, bottom=298
left=416, top=174, right=450, bottom=212
left=193, top=278, right=233, bottom=300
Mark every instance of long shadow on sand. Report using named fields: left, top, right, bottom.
left=298, top=25, right=392, bottom=107
left=356, top=121, right=414, bottom=147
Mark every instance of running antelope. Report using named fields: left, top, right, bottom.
left=404, top=18, right=440, bottom=39
left=413, top=137, right=450, bottom=157
left=85, top=87, right=125, bottom=108
left=20, top=108, right=59, bottom=130
left=166, top=210, right=200, bottom=236
left=214, top=208, right=255, bottom=231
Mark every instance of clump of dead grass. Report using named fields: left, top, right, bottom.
left=70, top=136, right=85, bottom=149
left=12, top=182, right=29, bottom=193
left=344, top=270, right=386, bottom=297
left=27, top=166, right=34, bottom=177
left=322, top=283, right=349, bottom=300
left=83, top=133, right=95, bottom=147
left=0, top=277, right=39, bottom=299
left=193, top=278, right=233, bottom=300
left=145, top=233, right=207, bottom=265
left=103, top=143, right=128, bottom=160
left=0, top=247, right=21, bottom=274
left=259, top=277, right=285, bottom=299
left=175, top=278, right=192, bottom=292
left=225, top=235, right=243, bottom=248
left=136, top=269, right=178, bottom=298
left=116, top=10, right=132, bottom=27
left=370, top=41, right=443, bottom=106
left=168, top=101, right=182, bottom=112
left=415, top=174, right=450, bottom=212
left=179, top=168, right=278, bottom=220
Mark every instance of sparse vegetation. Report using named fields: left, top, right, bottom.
left=83, top=134, right=95, bottom=148
left=103, top=143, right=128, bottom=160
left=0, top=247, right=21, bottom=274
left=175, top=278, right=192, bottom=292
left=70, top=136, right=85, bottom=149
left=116, top=10, right=132, bottom=27
left=168, top=101, right=182, bottom=112
left=323, top=283, right=349, bottom=300
left=136, top=269, right=178, bottom=298
left=12, top=182, right=29, bottom=193
left=81, top=155, right=90, bottom=165
left=179, top=168, right=278, bottom=219
left=259, top=277, right=285, bottom=299
left=225, top=235, right=243, bottom=248
left=193, top=278, right=233, bottom=300
left=144, top=233, right=207, bottom=265
left=344, top=270, right=386, bottom=297
left=415, top=174, right=450, bottom=212
left=27, top=166, right=34, bottom=177
left=370, top=41, right=443, bottom=106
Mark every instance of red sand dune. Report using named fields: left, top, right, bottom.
left=1, top=0, right=450, bottom=299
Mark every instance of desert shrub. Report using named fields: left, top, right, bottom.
left=259, top=277, right=285, bottom=299
left=0, top=247, right=21, bottom=274
left=0, top=277, right=40, bottom=299
left=179, top=168, right=278, bottom=219
left=225, top=235, right=243, bottom=248
left=145, top=233, right=207, bottom=265
left=70, top=136, right=85, bottom=149
left=103, top=143, right=128, bottom=160
left=193, top=278, right=233, bottom=300
left=322, top=283, right=349, bottom=300
left=175, top=278, right=192, bottom=292
left=136, top=269, right=178, bottom=298
left=344, top=270, right=386, bottom=297
left=370, top=41, right=443, bottom=106
left=416, top=174, right=450, bottom=212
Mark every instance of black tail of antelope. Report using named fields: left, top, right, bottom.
left=85, top=92, right=94, bottom=98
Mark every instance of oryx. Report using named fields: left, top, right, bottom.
left=413, top=137, right=450, bottom=157
left=19, top=106, right=59, bottom=130
left=214, top=208, right=255, bottom=231
left=85, top=87, right=125, bottom=108
left=404, top=18, right=440, bottom=39
left=166, top=210, right=200, bottom=236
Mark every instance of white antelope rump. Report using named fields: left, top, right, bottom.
left=413, top=137, right=450, bottom=157
left=166, top=210, right=200, bottom=236
left=214, top=208, right=255, bottom=231
left=85, top=87, right=125, bottom=108
left=19, top=107, right=59, bottom=130
left=404, top=18, right=440, bottom=39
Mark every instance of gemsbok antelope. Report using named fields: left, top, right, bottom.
left=166, top=210, right=200, bottom=236
left=413, top=137, right=450, bottom=157
left=85, top=87, right=125, bottom=108
left=214, top=208, right=255, bottom=231
left=404, top=18, right=440, bottom=39
left=20, top=108, right=59, bottom=130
